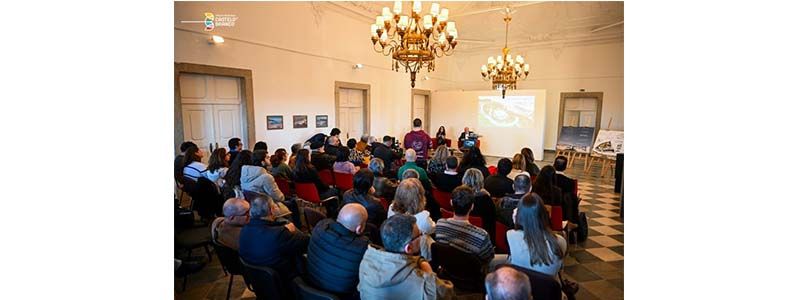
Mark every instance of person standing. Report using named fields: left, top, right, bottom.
left=403, top=118, right=432, bottom=168
left=228, top=137, right=243, bottom=164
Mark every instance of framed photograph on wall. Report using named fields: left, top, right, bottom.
left=293, top=115, right=308, bottom=128
left=316, top=115, right=328, bottom=128
left=266, top=115, right=283, bottom=130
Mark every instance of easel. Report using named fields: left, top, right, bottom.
left=584, top=118, right=617, bottom=178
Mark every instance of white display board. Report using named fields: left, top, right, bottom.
left=592, top=129, right=624, bottom=157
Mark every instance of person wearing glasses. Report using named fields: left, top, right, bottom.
left=357, top=214, right=454, bottom=300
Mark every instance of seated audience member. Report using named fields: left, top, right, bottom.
left=508, top=154, right=530, bottom=180
left=497, top=174, right=532, bottom=227
left=294, top=149, right=339, bottom=200
left=288, top=143, right=302, bottom=168
left=333, top=147, right=358, bottom=175
left=485, top=158, right=515, bottom=198
left=435, top=186, right=495, bottom=265
left=269, top=148, right=293, bottom=181
left=397, top=149, right=430, bottom=184
left=553, top=155, right=580, bottom=223
left=520, top=148, right=540, bottom=176
left=368, top=158, right=398, bottom=199
left=253, top=141, right=268, bottom=152
left=507, top=193, right=566, bottom=277
left=462, top=168, right=498, bottom=242
left=228, top=137, right=243, bottom=165
left=175, top=141, right=197, bottom=184
left=311, top=145, right=336, bottom=171
left=532, top=166, right=563, bottom=208
left=432, top=156, right=462, bottom=192
left=324, top=135, right=342, bottom=158
left=388, top=179, right=436, bottom=236
left=342, top=169, right=387, bottom=228
left=347, top=138, right=366, bottom=165
left=358, top=214, right=454, bottom=299
left=206, top=148, right=230, bottom=188
left=485, top=266, right=532, bottom=300
left=427, top=145, right=449, bottom=179
left=241, top=150, right=285, bottom=202
left=356, top=134, right=370, bottom=153
left=458, top=147, right=491, bottom=178
left=211, top=197, right=250, bottom=250
left=239, top=196, right=309, bottom=279
left=182, top=145, right=208, bottom=182
left=221, top=150, right=251, bottom=198
left=372, top=136, right=401, bottom=176
left=307, top=203, right=370, bottom=299
left=403, top=118, right=433, bottom=167
left=329, top=128, right=341, bottom=140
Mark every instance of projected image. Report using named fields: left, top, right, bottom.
left=478, top=96, right=535, bottom=128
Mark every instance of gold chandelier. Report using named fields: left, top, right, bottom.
left=371, top=1, right=458, bottom=88
left=480, top=8, right=530, bottom=98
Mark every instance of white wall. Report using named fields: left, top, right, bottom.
left=174, top=2, right=441, bottom=151
left=433, top=42, right=624, bottom=150
left=431, top=89, right=547, bottom=160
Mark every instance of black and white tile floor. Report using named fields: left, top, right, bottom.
left=175, top=152, right=623, bottom=299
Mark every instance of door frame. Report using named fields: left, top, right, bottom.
left=411, top=89, right=432, bottom=133
left=557, top=91, right=604, bottom=144
left=334, top=81, right=371, bottom=139
left=174, top=62, right=255, bottom=155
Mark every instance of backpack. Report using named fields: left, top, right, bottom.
left=576, top=212, right=589, bottom=242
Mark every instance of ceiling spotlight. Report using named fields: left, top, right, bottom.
left=353, top=63, right=364, bottom=69
left=210, top=35, right=224, bottom=44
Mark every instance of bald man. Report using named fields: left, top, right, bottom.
left=485, top=266, right=532, bottom=300
left=211, top=197, right=250, bottom=250
left=397, top=149, right=430, bottom=184
left=306, top=203, right=371, bottom=297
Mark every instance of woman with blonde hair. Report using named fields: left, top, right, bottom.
left=388, top=178, right=436, bottom=259
left=508, top=153, right=531, bottom=180
left=427, top=145, right=449, bottom=176
left=462, top=168, right=498, bottom=242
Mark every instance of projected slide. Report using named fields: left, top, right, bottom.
left=478, top=96, right=536, bottom=128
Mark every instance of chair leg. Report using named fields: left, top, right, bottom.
left=226, top=274, right=234, bottom=300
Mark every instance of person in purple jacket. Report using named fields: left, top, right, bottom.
left=403, top=118, right=433, bottom=169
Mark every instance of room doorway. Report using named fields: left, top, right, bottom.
left=174, top=63, right=255, bottom=158
left=411, top=89, right=431, bottom=133
left=334, top=81, right=371, bottom=141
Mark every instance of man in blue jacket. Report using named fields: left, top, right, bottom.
left=238, top=196, right=309, bottom=280
left=306, top=203, right=370, bottom=299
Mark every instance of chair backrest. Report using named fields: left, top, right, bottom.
left=240, top=259, right=288, bottom=300
left=494, top=221, right=510, bottom=254
left=430, top=242, right=485, bottom=292
left=275, top=177, right=292, bottom=196
left=318, top=169, right=335, bottom=186
left=431, top=188, right=453, bottom=211
left=550, top=206, right=564, bottom=231
left=333, top=172, right=354, bottom=191
left=295, top=182, right=322, bottom=203
left=439, top=209, right=483, bottom=228
left=379, top=197, right=389, bottom=211
left=492, top=264, right=562, bottom=300
left=293, top=276, right=340, bottom=300
left=213, top=243, right=243, bottom=275
left=488, top=165, right=498, bottom=176
left=445, top=138, right=452, bottom=147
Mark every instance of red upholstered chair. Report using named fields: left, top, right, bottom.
left=439, top=209, right=483, bottom=228
left=294, top=182, right=336, bottom=204
left=495, top=222, right=510, bottom=254
left=432, top=188, right=453, bottom=211
left=333, top=172, right=354, bottom=191
left=445, top=138, right=452, bottom=147
left=317, top=169, right=335, bottom=186
left=550, top=206, right=564, bottom=232
left=275, top=178, right=292, bottom=197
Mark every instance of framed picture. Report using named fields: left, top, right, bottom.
left=266, top=115, right=283, bottom=130
left=293, top=115, right=308, bottom=128
left=316, top=115, right=328, bottom=128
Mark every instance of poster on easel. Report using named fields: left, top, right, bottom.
left=556, top=126, right=596, bottom=153
left=592, top=129, right=624, bottom=157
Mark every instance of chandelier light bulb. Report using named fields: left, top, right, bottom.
left=371, top=24, right=378, bottom=37
left=488, top=56, right=496, bottom=65
left=438, top=34, right=446, bottom=44
left=398, top=15, right=409, bottom=29
left=506, top=54, right=512, bottom=63
left=439, top=8, right=449, bottom=22
left=524, top=64, right=530, bottom=72
left=450, top=29, right=458, bottom=39
left=446, top=21, right=455, bottom=33
left=423, top=15, right=433, bottom=29
left=430, top=3, right=440, bottom=16
left=393, top=1, right=402, bottom=14
left=380, top=31, right=388, bottom=42
left=382, top=7, right=392, bottom=19
left=413, top=1, right=422, bottom=13
left=375, top=16, right=384, bottom=27
left=497, top=55, right=503, bottom=64
left=481, top=65, right=488, bottom=73
left=516, top=55, right=524, bottom=64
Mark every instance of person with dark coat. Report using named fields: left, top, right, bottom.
left=432, top=156, right=463, bottom=193
left=484, top=158, right=515, bottom=198
left=311, top=147, right=336, bottom=171
left=554, top=155, right=580, bottom=223
left=458, top=147, right=491, bottom=178
left=294, top=149, right=339, bottom=200
left=174, top=141, right=197, bottom=184
left=342, top=169, right=387, bottom=228
left=227, top=137, right=242, bottom=165
left=239, top=196, right=309, bottom=280
left=306, top=204, right=370, bottom=299
left=371, top=136, right=402, bottom=177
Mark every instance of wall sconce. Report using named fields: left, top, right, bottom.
left=353, top=63, right=364, bottom=69
left=209, top=35, right=225, bottom=44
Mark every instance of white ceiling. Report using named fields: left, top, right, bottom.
left=327, top=1, right=624, bottom=52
